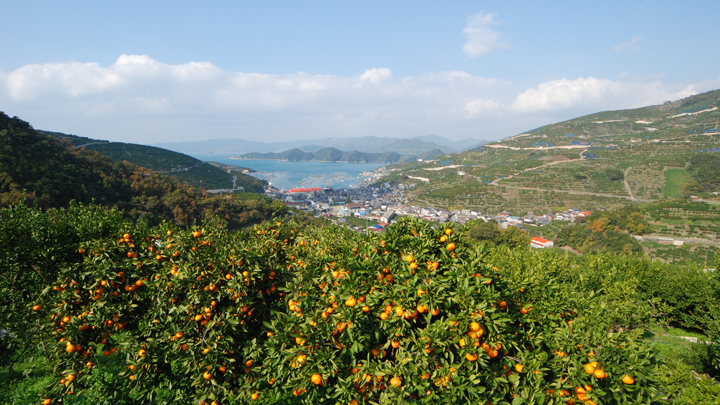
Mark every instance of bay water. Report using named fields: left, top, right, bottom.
left=189, top=154, right=387, bottom=190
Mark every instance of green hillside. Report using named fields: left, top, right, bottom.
left=0, top=111, right=282, bottom=227
left=83, top=142, right=200, bottom=172
left=39, top=129, right=268, bottom=191
left=42, top=131, right=201, bottom=172
left=38, top=130, right=110, bottom=147
left=235, top=147, right=401, bottom=163
left=166, top=163, right=234, bottom=189
left=396, top=148, right=448, bottom=162
left=206, top=161, right=268, bottom=193
left=382, top=89, right=720, bottom=214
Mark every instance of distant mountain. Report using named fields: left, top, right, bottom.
left=156, top=138, right=309, bottom=155
left=412, top=135, right=491, bottom=151
left=311, top=137, right=399, bottom=153
left=298, top=144, right=329, bottom=153
left=154, top=137, right=399, bottom=155
left=461, top=140, right=492, bottom=151
left=371, top=138, right=455, bottom=155
left=233, top=147, right=401, bottom=163
left=155, top=135, right=491, bottom=156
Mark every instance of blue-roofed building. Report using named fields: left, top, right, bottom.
left=564, top=134, right=576, bottom=137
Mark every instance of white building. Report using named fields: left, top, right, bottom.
left=381, top=211, right=396, bottom=223
left=531, top=237, right=554, bottom=249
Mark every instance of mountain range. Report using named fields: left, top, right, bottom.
left=233, top=147, right=402, bottom=163
left=154, top=135, right=489, bottom=156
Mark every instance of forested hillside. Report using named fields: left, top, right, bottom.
left=0, top=112, right=282, bottom=228
left=41, top=129, right=267, bottom=191
left=41, top=131, right=201, bottom=171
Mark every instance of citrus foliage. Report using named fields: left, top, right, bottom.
left=0, top=201, right=129, bottom=369
left=34, top=217, right=663, bottom=404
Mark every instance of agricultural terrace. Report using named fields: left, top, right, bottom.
left=382, top=90, right=720, bottom=214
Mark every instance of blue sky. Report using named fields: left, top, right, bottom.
left=1, top=1, right=719, bottom=144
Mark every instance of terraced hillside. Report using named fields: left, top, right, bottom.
left=381, top=89, right=720, bottom=214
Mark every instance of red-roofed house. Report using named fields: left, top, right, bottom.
left=578, top=211, right=592, bottom=217
left=531, top=237, right=554, bottom=249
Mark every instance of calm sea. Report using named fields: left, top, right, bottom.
left=189, top=154, right=387, bottom=190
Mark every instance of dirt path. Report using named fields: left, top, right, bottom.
left=641, top=234, right=720, bottom=247
left=623, top=167, right=635, bottom=200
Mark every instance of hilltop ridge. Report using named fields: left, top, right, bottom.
left=40, top=130, right=265, bottom=191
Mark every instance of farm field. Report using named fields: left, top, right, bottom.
left=663, top=169, right=692, bottom=198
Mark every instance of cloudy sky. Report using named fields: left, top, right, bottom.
left=1, top=1, right=719, bottom=144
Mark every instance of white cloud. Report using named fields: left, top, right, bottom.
left=613, top=36, right=645, bottom=52
left=511, top=76, right=696, bottom=113
left=462, top=11, right=506, bottom=58
left=359, top=68, right=392, bottom=85
left=2, top=54, right=713, bottom=143
left=465, top=98, right=502, bottom=117
left=0, top=55, right=506, bottom=141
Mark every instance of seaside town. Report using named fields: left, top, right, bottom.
left=262, top=181, right=592, bottom=248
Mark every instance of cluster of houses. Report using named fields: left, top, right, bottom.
left=450, top=208, right=592, bottom=226
left=263, top=184, right=594, bottom=248
left=265, top=185, right=406, bottom=211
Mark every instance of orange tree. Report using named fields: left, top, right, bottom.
left=0, top=201, right=127, bottom=371
left=33, top=216, right=295, bottom=404
left=33, top=216, right=662, bottom=404
left=261, top=219, right=661, bottom=404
